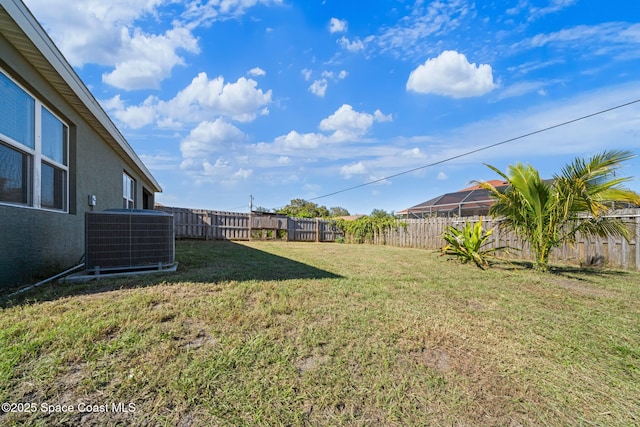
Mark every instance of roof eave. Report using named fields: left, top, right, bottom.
left=0, top=0, right=161, bottom=193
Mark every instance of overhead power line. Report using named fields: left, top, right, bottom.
left=222, top=203, right=250, bottom=212
left=303, top=98, right=640, bottom=203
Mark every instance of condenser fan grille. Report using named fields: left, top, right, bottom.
left=85, top=210, right=174, bottom=272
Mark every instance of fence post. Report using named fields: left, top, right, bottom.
left=285, top=217, right=290, bottom=241
left=636, top=213, right=640, bottom=271
left=205, top=210, right=209, bottom=241
left=315, top=218, right=320, bottom=242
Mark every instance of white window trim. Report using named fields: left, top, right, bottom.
left=123, top=172, right=135, bottom=209
left=0, top=67, right=69, bottom=213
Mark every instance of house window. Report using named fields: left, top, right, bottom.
left=0, top=143, right=31, bottom=204
left=0, top=68, right=68, bottom=212
left=123, top=172, right=135, bottom=209
left=41, top=162, right=66, bottom=209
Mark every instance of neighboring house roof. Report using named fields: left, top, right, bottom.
left=401, top=180, right=509, bottom=217
left=459, top=180, right=508, bottom=192
left=0, top=0, right=161, bottom=193
left=335, top=215, right=365, bottom=221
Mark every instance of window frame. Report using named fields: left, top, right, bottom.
left=123, top=172, right=135, bottom=209
left=0, top=67, right=69, bottom=213
left=0, top=141, right=32, bottom=206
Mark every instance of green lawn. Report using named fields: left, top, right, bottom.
left=1, top=240, right=639, bottom=426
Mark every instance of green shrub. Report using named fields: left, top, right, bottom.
left=441, top=219, right=503, bottom=269
left=336, top=214, right=405, bottom=244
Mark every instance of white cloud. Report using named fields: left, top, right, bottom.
left=340, top=161, right=367, bottom=178
left=100, top=94, right=125, bottom=111
left=24, top=0, right=163, bottom=66
left=528, top=0, right=577, bottom=20
left=257, top=104, right=391, bottom=153
left=338, top=36, right=365, bottom=52
left=506, top=2, right=526, bottom=16
left=233, top=168, right=253, bottom=179
left=23, top=0, right=282, bottom=90
left=374, top=1, right=472, bottom=58
left=373, top=110, right=393, bottom=123
left=507, top=59, right=564, bottom=76
left=437, top=171, right=448, bottom=180
left=109, top=95, right=158, bottom=129
left=271, top=130, right=326, bottom=150
left=191, top=158, right=252, bottom=185
left=309, top=79, right=328, bottom=97
left=329, top=17, right=348, bottom=33
left=105, top=72, right=272, bottom=128
left=248, top=67, right=266, bottom=76
left=180, top=118, right=246, bottom=160
left=406, top=50, right=496, bottom=98
left=102, top=26, right=199, bottom=90
left=496, top=80, right=555, bottom=100
left=521, top=23, right=640, bottom=53
left=402, top=147, right=425, bottom=158
left=301, top=68, right=313, bottom=81
left=308, top=70, right=349, bottom=97
left=24, top=1, right=199, bottom=90
left=138, top=153, right=180, bottom=171
left=319, top=104, right=391, bottom=134
left=163, top=73, right=272, bottom=123
left=200, top=158, right=231, bottom=175
left=181, top=0, right=283, bottom=28
left=178, top=118, right=254, bottom=185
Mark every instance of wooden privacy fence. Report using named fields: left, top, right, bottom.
left=157, top=207, right=251, bottom=240
left=376, top=208, right=640, bottom=271
left=157, top=206, right=640, bottom=271
left=155, top=206, right=342, bottom=242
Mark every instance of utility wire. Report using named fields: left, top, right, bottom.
left=302, top=98, right=640, bottom=203
left=222, top=203, right=249, bottom=212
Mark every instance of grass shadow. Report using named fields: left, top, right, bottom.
left=547, top=264, right=634, bottom=281
left=491, top=257, right=634, bottom=281
left=1, top=240, right=342, bottom=308
left=173, top=240, right=342, bottom=282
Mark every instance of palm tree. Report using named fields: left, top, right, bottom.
left=476, top=150, right=640, bottom=271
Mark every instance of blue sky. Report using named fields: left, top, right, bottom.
left=24, top=0, right=640, bottom=214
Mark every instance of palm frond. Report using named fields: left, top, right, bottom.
left=481, top=150, right=639, bottom=271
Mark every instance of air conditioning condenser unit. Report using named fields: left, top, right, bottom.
left=85, top=209, right=176, bottom=275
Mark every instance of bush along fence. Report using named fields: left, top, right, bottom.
left=375, top=208, right=640, bottom=271
left=155, top=206, right=343, bottom=242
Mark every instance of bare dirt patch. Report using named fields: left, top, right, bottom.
left=295, top=354, right=330, bottom=374
left=411, top=347, right=452, bottom=373
left=553, top=278, right=618, bottom=298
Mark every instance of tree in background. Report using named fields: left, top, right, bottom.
left=329, top=206, right=350, bottom=217
left=370, top=208, right=392, bottom=218
left=477, top=150, right=640, bottom=271
left=253, top=206, right=272, bottom=213
left=276, top=199, right=331, bottom=218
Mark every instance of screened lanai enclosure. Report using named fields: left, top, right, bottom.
left=400, top=180, right=509, bottom=218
